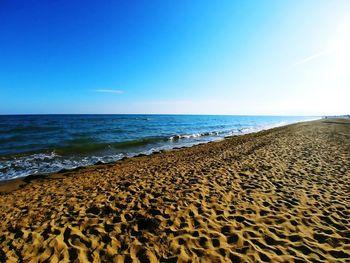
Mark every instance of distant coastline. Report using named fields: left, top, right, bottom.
left=323, top=114, right=350, bottom=119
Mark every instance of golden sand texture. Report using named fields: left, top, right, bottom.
left=0, top=119, right=349, bottom=262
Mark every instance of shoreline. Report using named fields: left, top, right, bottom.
left=0, top=118, right=317, bottom=191
left=1, top=118, right=349, bottom=261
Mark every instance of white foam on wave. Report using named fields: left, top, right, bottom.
left=0, top=152, right=125, bottom=181
left=169, top=131, right=222, bottom=141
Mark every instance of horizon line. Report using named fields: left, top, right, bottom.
left=0, top=113, right=326, bottom=117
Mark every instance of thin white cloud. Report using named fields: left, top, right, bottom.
left=290, top=49, right=331, bottom=68
left=95, top=89, right=124, bottom=94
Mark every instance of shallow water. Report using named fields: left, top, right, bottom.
left=0, top=114, right=317, bottom=180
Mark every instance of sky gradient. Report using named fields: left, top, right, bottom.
left=1, top=0, right=349, bottom=115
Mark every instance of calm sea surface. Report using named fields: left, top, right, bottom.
left=0, top=115, right=317, bottom=181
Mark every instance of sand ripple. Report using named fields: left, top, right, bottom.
left=0, top=119, right=349, bottom=262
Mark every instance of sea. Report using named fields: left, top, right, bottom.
left=0, top=115, right=317, bottom=181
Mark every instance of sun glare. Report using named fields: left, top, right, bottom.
left=331, top=19, right=350, bottom=74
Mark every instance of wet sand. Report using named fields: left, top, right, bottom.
left=0, top=118, right=349, bottom=262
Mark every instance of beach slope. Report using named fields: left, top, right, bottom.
left=0, top=119, right=349, bottom=262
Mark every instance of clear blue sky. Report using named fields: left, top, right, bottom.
left=1, top=0, right=349, bottom=115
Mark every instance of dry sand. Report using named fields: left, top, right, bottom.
left=0, top=118, right=349, bottom=262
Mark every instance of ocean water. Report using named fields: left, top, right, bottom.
left=0, top=115, right=317, bottom=181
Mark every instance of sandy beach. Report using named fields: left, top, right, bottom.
left=0, top=118, right=349, bottom=262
